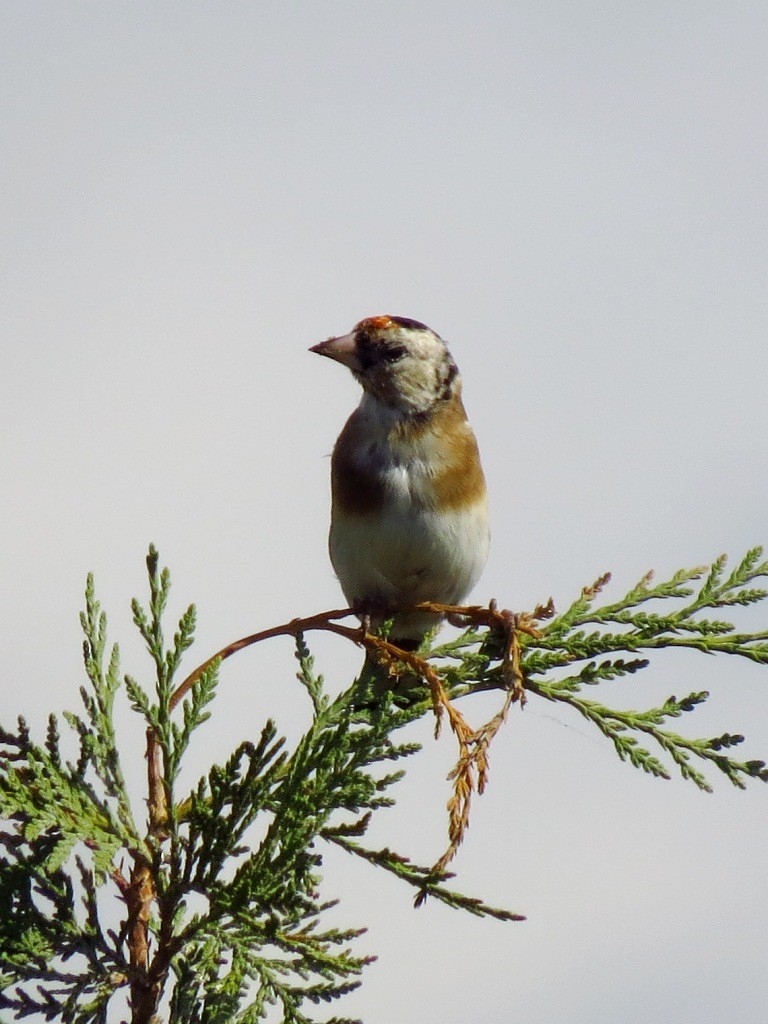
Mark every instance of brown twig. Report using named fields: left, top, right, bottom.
left=113, top=855, right=158, bottom=1020
left=166, top=599, right=552, bottom=712
left=168, top=607, right=361, bottom=713
left=146, top=727, right=168, bottom=834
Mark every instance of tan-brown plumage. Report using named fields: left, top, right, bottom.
left=331, top=390, right=486, bottom=516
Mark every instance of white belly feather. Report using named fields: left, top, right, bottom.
left=329, top=457, right=489, bottom=639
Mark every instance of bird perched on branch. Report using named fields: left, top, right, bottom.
left=311, top=315, right=489, bottom=679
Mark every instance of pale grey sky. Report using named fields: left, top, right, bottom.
left=1, top=3, right=767, bottom=1022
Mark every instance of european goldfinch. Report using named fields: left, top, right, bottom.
left=311, top=315, right=489, bottom=665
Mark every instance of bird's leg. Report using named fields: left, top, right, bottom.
left=446, top=610, right=473, bottom=630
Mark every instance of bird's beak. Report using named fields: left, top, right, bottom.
left=309, top=333, right=360, bottom=371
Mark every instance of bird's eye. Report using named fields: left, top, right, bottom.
left=382, top=345, right=407, bottom=363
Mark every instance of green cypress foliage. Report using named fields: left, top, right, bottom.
left=1, top=546, right=765, bottom=1022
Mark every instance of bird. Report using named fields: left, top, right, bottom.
left=310, top=315, right=489, bottom=682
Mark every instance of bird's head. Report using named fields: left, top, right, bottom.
left=310, top=315, right=460, bottom=416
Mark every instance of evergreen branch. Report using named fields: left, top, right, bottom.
left=527, top=684, right=768, bottom=791
left=182, top=729, right=288, bottom=892
left=78, top=576, right=138, bottom=840
left=2, top=545, right=766, bottom=1022
left=0, top=722, right=128, bottom=882
left=322, top=828, right=525, bottom=921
